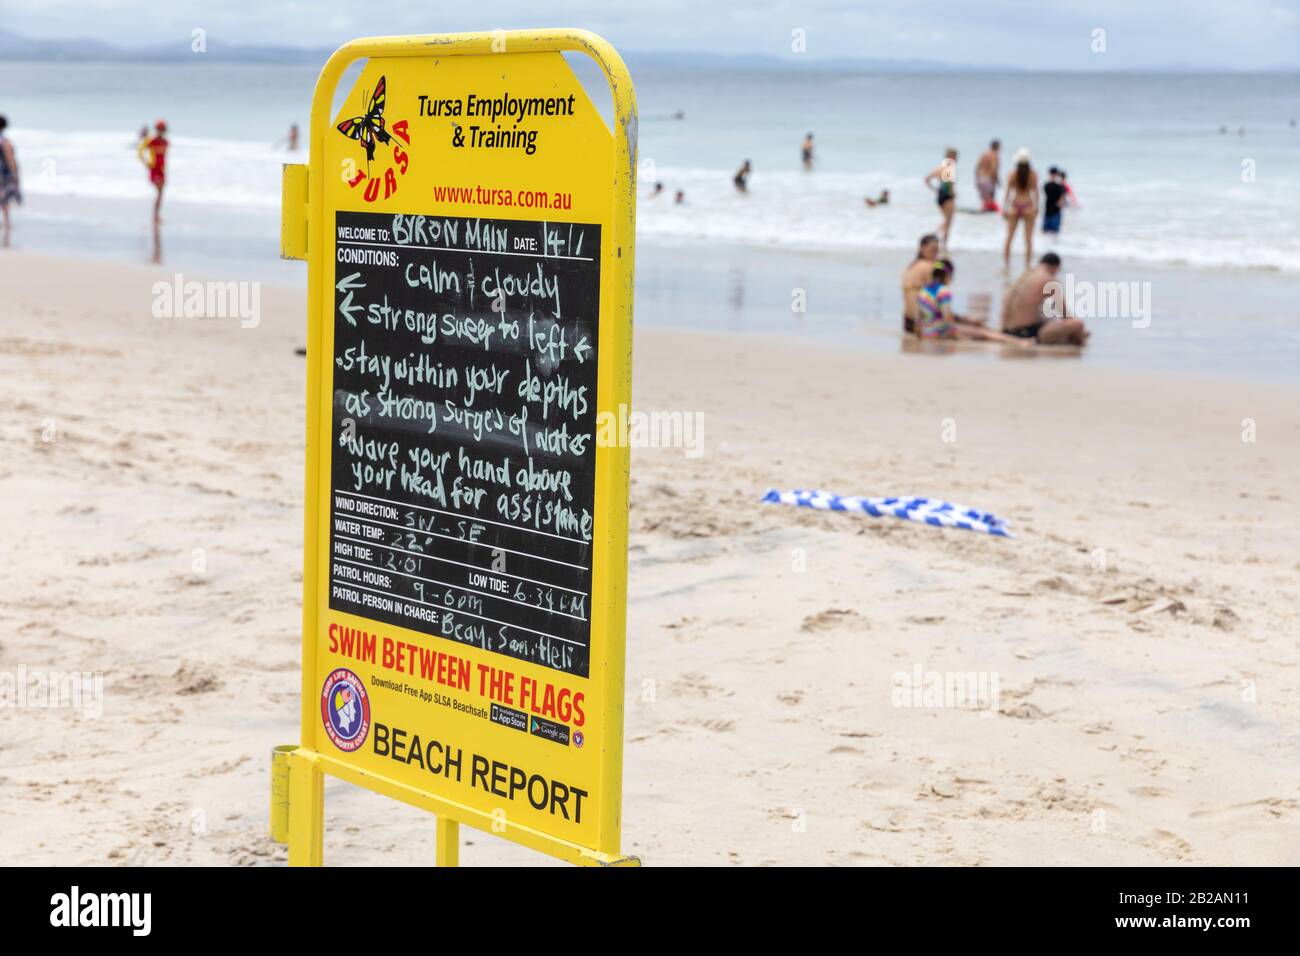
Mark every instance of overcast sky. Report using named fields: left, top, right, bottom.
left=2, top=0, right=1299, bottom=69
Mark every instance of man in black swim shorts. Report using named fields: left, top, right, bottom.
left=1001, top=253, right=1090, bottom=345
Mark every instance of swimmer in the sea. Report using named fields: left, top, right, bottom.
left=734, top=159, right=752, bottom=193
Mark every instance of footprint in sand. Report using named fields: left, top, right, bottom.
left=1189, top=797, right=1300, bottom=821
left=117, top=662, right=224, bottom=698
left=1129, top=785, right=1171, bottom=798
left=185, top=755, right=250, bottom=779
left=904, top=614, right=946, bottom=625
left=663, top=616, right=701, bottom=643
left=1001, top=701, right=1048, bottom=720
left=861, top=809, right=916, bottom=833
left=1142, top=828, right=1194, bottom=860
left=765, top=807, right=802, bottom=823
left=669, top=672, right=731, bottom=700
left=682, top=717, right=736, bottom=733
left=1035, top=575, right=1081, bottom=594
left=800, top=608, right=870, bottom=632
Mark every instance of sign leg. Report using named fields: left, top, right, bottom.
left=287, top=749, right=324, bottom=867
left=436, top=816, right=459, bottom=867
left=269, top=744, right=295, bottom=843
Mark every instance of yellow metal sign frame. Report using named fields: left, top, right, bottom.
left=274, top=29, right=637, bottom=867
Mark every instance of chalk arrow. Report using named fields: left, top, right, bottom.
left=336, top=271, right=366, bottom=293
left=574, top=335, right=592, bottom=363
left=338, top=292, right=363, bottom=327
left=336, top=271, right=365, bottom=327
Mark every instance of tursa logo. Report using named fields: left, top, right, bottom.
left=337, top=74, right=412, bottom=203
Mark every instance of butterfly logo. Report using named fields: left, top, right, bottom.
left=336, top=75, right=392, bottom=167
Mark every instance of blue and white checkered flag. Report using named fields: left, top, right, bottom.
left=762, top=489, right=1013, bottom=538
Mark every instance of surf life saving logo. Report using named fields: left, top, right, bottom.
left=337, top=75, right=411, bottom=203
left=321, top=667, right=371, bottom=752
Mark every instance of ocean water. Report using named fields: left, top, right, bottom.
left=3, top=60, right=1299, bottom=273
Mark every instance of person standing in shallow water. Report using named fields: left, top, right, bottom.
left=275, top=123, right=299, bottom=151
left=137, top=120, right=169, bottom=224
left=1042, top=167, right=1066, bottom=235
left=0, top=116, right=20, bottom=245
left=924, top=147, right=958, bottom=250
left=801, top=133, right=814, bottom=169
left=976, top=139, right=1001, bottom=212
left=1001, top=147, right=1038, bottom=270
left=138, top=120, right=169, bottom=222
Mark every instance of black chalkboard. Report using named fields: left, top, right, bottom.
left=328, top=211, right=600, bottom=677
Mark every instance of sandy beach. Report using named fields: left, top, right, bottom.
left=3, top=247, right=1298, bottom=866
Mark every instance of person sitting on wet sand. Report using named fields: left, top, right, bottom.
left=1001, top=253, right=1090, bottom=345
left=901, top=233, right=940, bottom=335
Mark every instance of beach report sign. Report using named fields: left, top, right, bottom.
left=274, top=30, right=638, bottom=867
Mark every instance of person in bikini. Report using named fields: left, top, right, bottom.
left=1001, top=252, right=1089, bottom=345
left=1001, top=147, right=1038, bottom=270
